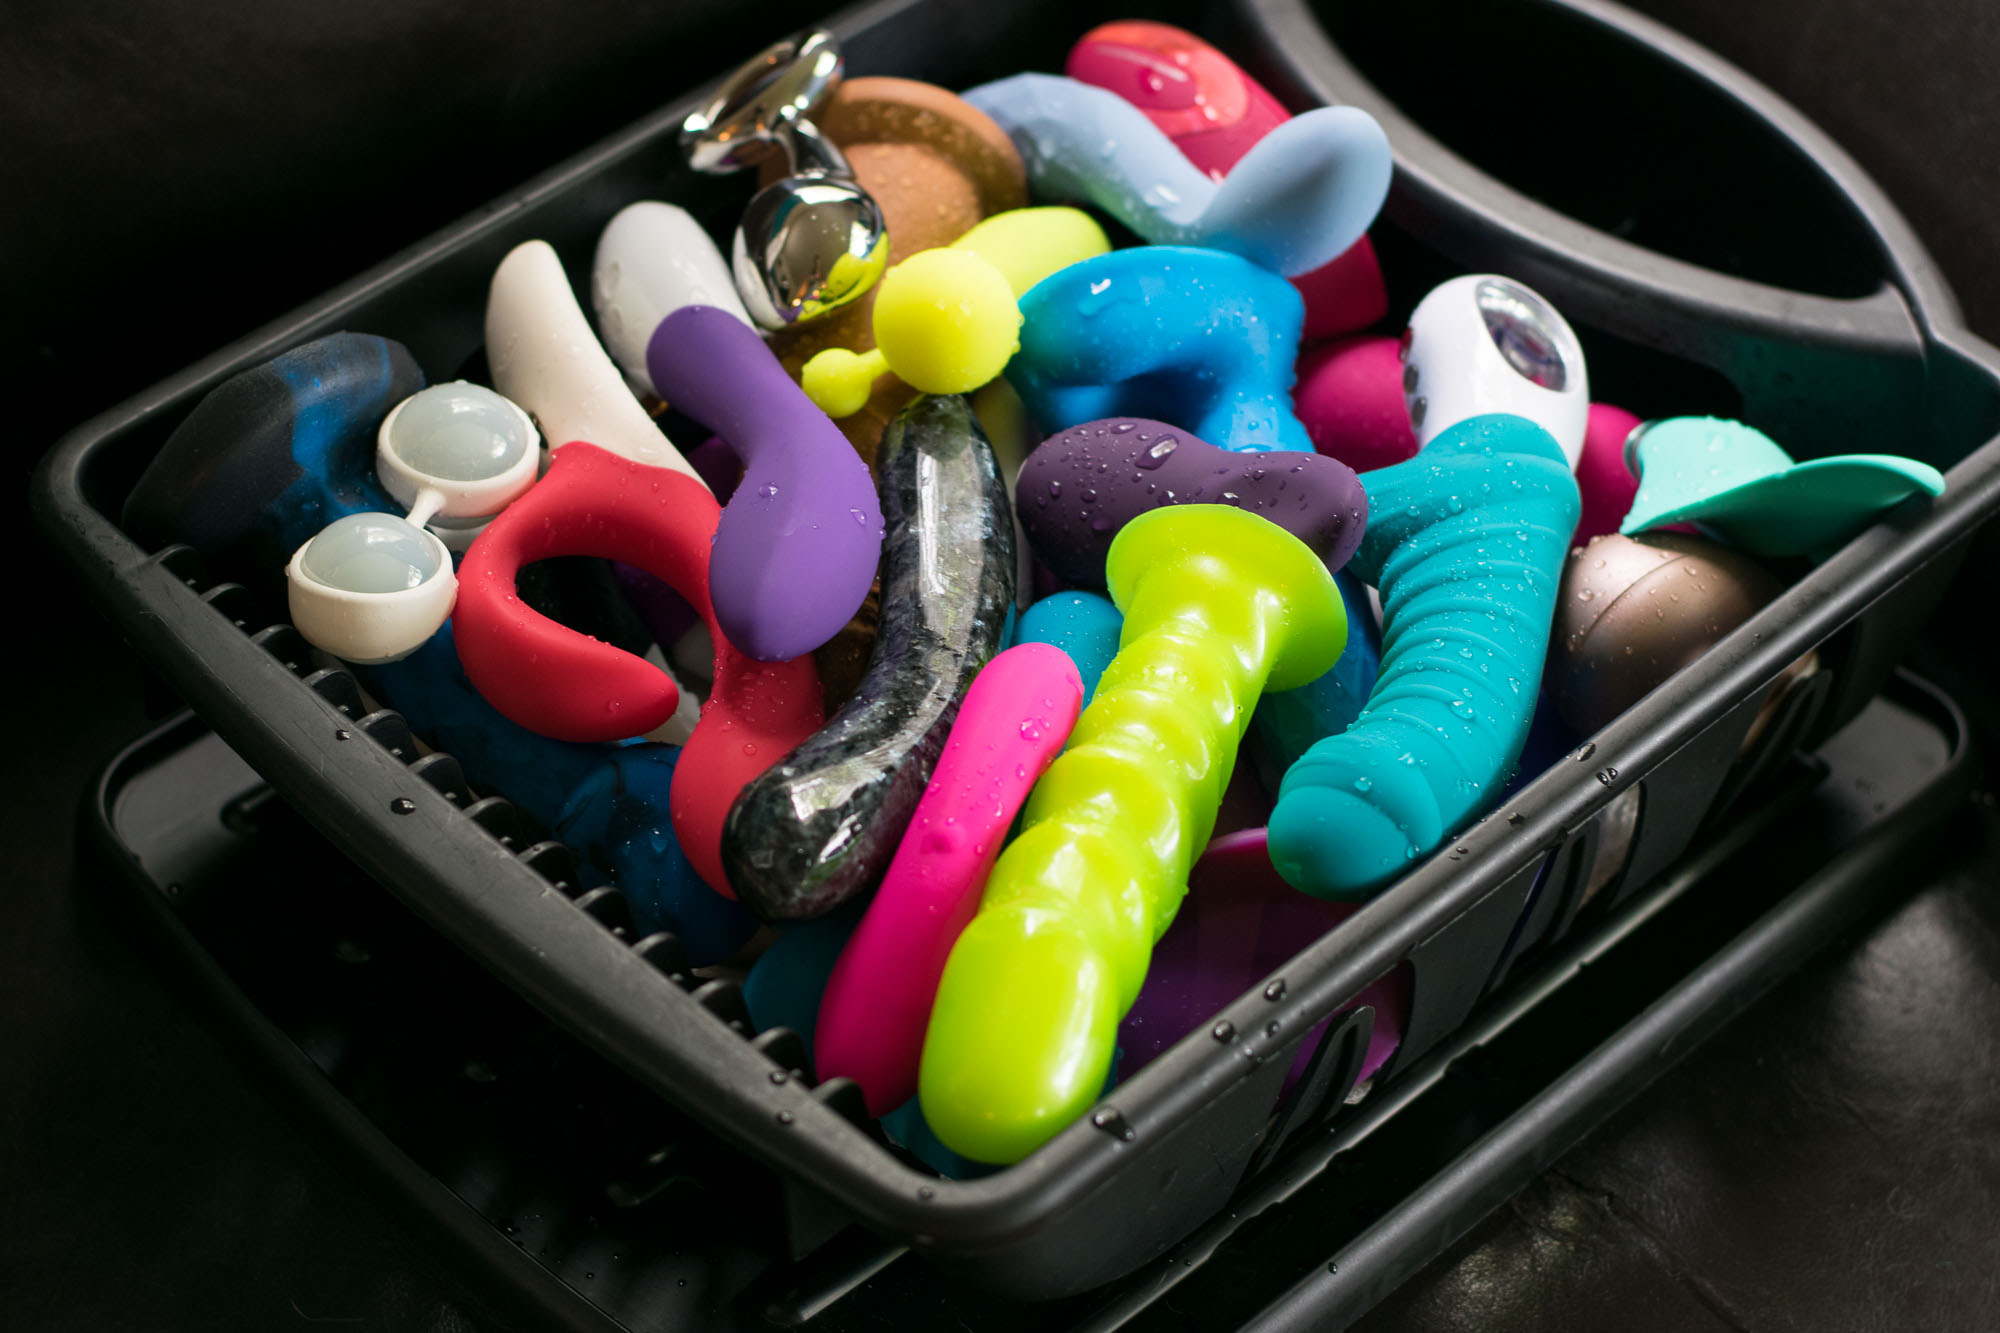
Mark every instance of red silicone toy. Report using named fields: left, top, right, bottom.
left=454, top=441, right=823, bottom=894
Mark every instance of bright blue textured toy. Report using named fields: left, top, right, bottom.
left=1008, top=246, right=1311, bottom=453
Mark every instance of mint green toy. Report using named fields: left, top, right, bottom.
left=1620, top=416, right=1944, bottom=557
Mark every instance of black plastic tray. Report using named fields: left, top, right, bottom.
left=84, top=677, right=1974, bottom=1331
left=31, top=0, right=2000, bottom=1301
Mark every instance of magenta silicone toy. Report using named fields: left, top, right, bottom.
left=1015, top=417, right=1367, bottom=589
left=1065, top=19, right=1387, bottom=340
left=646, top=304, right=883, bottom=662
left=1118, top=827, right=1407, bottom=1091
left=1293, top=334, right=1420, bottom=473
left=815, top=642, right=1084, bottom=1115
left=1575, top=402, right=1644, bottom=542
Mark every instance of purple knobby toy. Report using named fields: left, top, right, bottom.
left=1015, top=416, right=1368, bottom=589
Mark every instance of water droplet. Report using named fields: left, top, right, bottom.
left=1136, top=436, right=1178, bottom=470
left=1263, top=979, right=1287, bottom=1001
left=1090, top=1107, right=1137, bottom=1142
left=1211, top=1020, right=1236, bottom=1042
left=389, top=797, right=416, bottom=815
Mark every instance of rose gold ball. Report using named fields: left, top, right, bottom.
left=1549, top=532, right=1783, bottom=735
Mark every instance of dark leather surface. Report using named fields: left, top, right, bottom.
left=1361, top=802, right=2000, bottom=1333
left=7, top=1, right=2000, bottom=1330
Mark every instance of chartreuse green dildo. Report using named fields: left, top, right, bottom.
left=918, top=505, right=1347, bottom=1163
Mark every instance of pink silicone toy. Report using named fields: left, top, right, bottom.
left=1294, top=334, right=1420, bottom=473
left=1066, top=19, right=1387, bottom=339
left=1575, top=402, right=1644, bottom=542
left=814, top=642, right=1084, bottom=1115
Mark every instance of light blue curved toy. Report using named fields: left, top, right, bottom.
left=1621, top=415, right=1945, bottom=558
left=1252, top=570, right=1382, bottom=774
left=1008, top=246, right=1311, bottom=453
left=961, top=73, right=1391, bottom=278
left=1014, top=591, right=1123, bottom=706
left=1269, top=414, right=1580, bottom=899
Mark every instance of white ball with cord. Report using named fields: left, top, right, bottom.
left=285, top=513, right=457, bottom=665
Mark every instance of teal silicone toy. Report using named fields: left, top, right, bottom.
left=1015, top=591, right=1122, bottom=706
left=1008, top=246, right=1312, bottom=453
left=1620, top=416, right=1945, bottom=557
left=1252, top=570, right=1383, bottom=774
left=1270, top=415, right=1580, bottom=898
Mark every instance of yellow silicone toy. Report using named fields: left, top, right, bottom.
left=802, top=207, right=1111, bottom=418
left=917, top=505, right=1348, bottom=1163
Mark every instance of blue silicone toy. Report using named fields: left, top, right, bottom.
left=1252, top=570, right=1383, bottom=774
left=961, top=74, right=1391, bottom=278
left=1269, top=414, right=1581, bottom=898
left=361, top=627, right=758, bottom=964
left=1008, top=246, right=1312, bottom=453
left=1014, top=591, right=1123, bottom=706
left=1621, top=415, right=1946, bottom=557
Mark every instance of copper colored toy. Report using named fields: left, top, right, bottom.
left=1549, top=531, right=1784, bottom=735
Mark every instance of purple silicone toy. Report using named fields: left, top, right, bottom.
left=1118, top=826, right=1407, bottom=1092
left=1016, top=417, right=1368, bottom=588
left=647, top=304, right=884, bottom=662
